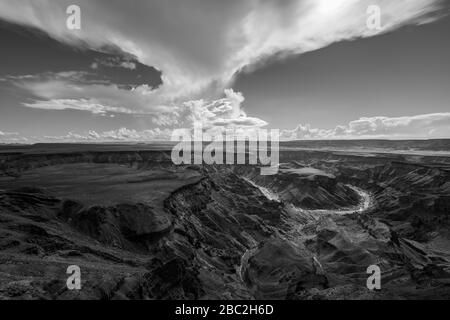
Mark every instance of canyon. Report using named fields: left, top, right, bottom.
left=0, top=142, right=449, bottom=299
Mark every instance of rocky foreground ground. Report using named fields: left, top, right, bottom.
left=0, top=146, right=449, bottom=299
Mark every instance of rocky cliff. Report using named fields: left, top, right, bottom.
left=1, top=148, right=450, bottom=299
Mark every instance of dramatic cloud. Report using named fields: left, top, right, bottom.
left=177, top=89, right=268, bottom=129
left=0, top=0, right=443, bottom=115
left=15, top=70, right=264, bottom=128
left=281, top=113, right=450, bottom=140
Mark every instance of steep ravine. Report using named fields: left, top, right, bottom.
left=1, top=158, right=450, bottom=299
left=237, top=169, right=376, bottom=299
left=234, top=164, right=361, bottom=210
left=235, top=164, right=450, bottom=299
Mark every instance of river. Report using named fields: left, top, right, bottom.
left=244, top=178, right=372, bottom=215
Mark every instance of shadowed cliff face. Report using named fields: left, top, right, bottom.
left=0, top=148, right=450, bottom=300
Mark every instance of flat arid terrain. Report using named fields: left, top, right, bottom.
left=0, top=140, right=449, bottom=299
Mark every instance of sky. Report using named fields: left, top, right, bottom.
left=0, top=0, right=449, bottom=143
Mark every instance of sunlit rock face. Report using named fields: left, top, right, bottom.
left=234, top=163, right=361, bottom=210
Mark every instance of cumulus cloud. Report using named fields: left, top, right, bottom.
left=4, top=113, right=449, bottom=144
left=43, top=127, right=173, bottom=142
left=16, top=71, right=265, bottom=128
left=0, top=131, right=27, bottom=144
left=0, top=0, right=443, bottom=110
left=0, top=131, right=18, bottom=136
left=177, top=88, right=267, bottom=129
left=281, top=113, right=450, bottom=140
